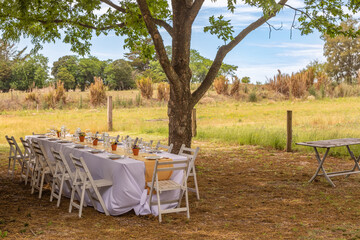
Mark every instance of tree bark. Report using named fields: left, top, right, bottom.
left=168, top=88, right=193, bottom=153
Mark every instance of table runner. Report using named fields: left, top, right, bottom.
left=26, top=135, right=187, bottom=216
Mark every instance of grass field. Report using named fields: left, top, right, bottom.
left=3, top=95, right=360, bottom=239
left=1, top=95, right=360, bottom=156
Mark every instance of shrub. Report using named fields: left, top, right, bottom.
left=25, top=91, right=40, bottom=104
left=248, top=92, right=257, bottom=102
left=213, top=75, right=229, bottom=95
left=42, top=90, right=56, bottom=109
left=55, top=80, right=66, bottom=104
left=89, top=77, right=107, bottom=106
left=230, top=77, right=240, bottom=96
left=137, top=77, right=153, bottom=99
left=157, top=82, right=170, bottom=101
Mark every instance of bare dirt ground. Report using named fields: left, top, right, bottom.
left=1, top=141, right=360, bottom=239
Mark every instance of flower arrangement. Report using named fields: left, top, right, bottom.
left=78, top=132, right=85, bottom=142
left=92, top=137, right=99, bottom=146
left=132, top=144, right=140, bottom=155
left=111, top=141, right=118, bottom=151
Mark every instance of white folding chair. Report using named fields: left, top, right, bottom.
left=50, top=148, right=86, bottom=208
left=31, top=140, right=54, bottom=199
left=69, top=154, right=112, bottom=218
left=5, top=136, right=25, bottom=179
left=147, top=159, right=190, bottom=223
left=49, top=148, right=72, bottom=207
left=20, top=138, right=36, bottom=185
left=178, top=144, right=200, bottom=200
left=155, top=141, right=174, bottom=153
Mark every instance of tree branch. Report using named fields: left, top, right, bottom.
left=137, top=0, right=181, bottom=91
left=191, top=0, right=288, bottom=107
left=151, top=18, right=173, bottom=37
left=101, top=0, right=173, bottom=37
left=100, top=0, right=126, bottom=13
left=188, top=0, right=205, bottom=24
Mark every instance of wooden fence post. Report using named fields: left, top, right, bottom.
left=107, top=96, right=113, bottom=131
left=192, top=108, right=197, bottom=137
left=286, top=110, right=292, bottom=152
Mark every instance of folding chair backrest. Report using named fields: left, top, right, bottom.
left=155, top=141, right=173, bottom=153
left=178, top=144, right=200, bottom=177
left=5, top=135, right=24, bottom=159
left=154, top=159, right=189, bottom=174
left=149, top=159, right=189, bottom=193
left=20, top=137, right=35, bottom=159
left=31, top=140, right=49, bottom=169
left=69, top=154, right=94, bottom=184
left=178, top=144, right=199, bottom=162
left=50, top=147, right=67, bottom=172
left=51, top=148, right=73, bottom=176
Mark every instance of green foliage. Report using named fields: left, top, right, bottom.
left=0, top=230, right=8, bottom=238
left=52, top=55, right=109, bottom=90
left=55, top=67, right=75, bottom=90
left=104, top=59, right=134, bottom=90
left=204, top=15, right=234, bottom=43
left=10, top=54, right=49, bottom=90
left=0, top=39, right=27, bottom=91
left=77, top=56, right=106, bottom=91
left=323, top=19, right=360, bottom=84
left=241, top=77, right=250, bottom=84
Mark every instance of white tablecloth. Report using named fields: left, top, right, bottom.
left=27, top=136, right=187, bottom=216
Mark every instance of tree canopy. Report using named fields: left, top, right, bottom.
left=323, top=19, right=360, bottom=84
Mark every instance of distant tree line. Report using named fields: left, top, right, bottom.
left=0, top=40, right=238, bottom=92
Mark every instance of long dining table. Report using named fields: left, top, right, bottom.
left=26, top=135, right=187, bottom=216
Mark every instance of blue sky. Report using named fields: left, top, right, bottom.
left=16, top=0, right=332, bottom=83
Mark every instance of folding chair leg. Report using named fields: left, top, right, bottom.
left=12, top=158, right=16, bottom=179
left=93, top=188, right=110, bottom=216
left=39, top=172, right=46, bottom=199
left=25, top=162, right=31, bottom=185
left=79, top=185, right=86, bottom=218
left=185, top=187, right=190, bottom=219
left=156, top=189, right=162, bottom=223
left=50, top=177, right=56, bottom=202
left=192, top=167, right=200, bottom=200
left=57, top=175, right=65, bottom=207
left=69, top=186, right=76, bottom=213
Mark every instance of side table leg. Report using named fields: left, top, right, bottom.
left=345, top=145, right=360, bottom=178
left=309, top=147, right=335, bottom=187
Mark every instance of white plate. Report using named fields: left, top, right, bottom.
left=48, top=138, right=58, bottom=141
left=108, top=154, right=124, bottom=160
left=144, top=156, right=160, bottom=160
left=58, top=140, right=72, bottom=143
left=74, top=144, right=85, bottom=148
left=88, top=149, right=103, bottom=154
left=36, top=135, right=47, bottom=138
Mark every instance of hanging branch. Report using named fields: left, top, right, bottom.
left=266, top=21, right=283, bottom=39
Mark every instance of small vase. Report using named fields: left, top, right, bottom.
left=111, top=144, right=117, bottom=151
left=79, top=136, right=85, bottom=142
left=57, top=132, right=60, bottom=138
left=132, top=148, right=139, bottom=156
left=93, top=139, right=98, bottom=146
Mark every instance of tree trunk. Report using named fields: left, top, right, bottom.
left=168, top=89, right=193, bottom=153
